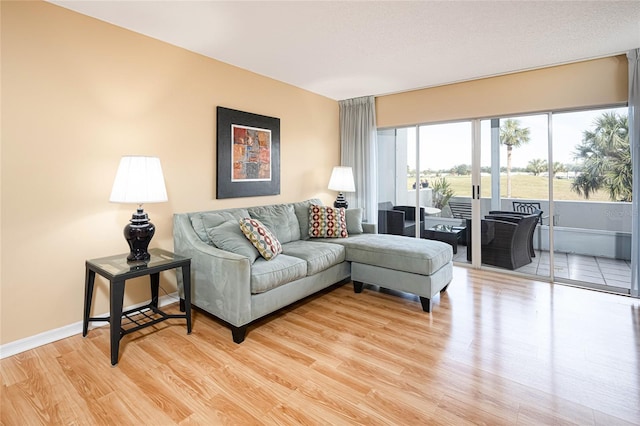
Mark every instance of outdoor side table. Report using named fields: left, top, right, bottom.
left=422, top=225, right=463, bottom=254
left=83, top=248, right=192, bottom=366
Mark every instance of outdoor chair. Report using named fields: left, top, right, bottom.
left=378, top=201, right=425, bottom=237
left=465, top=218, right=495, bottom=262
left=447, top=201, right=471, bottom=244
left=512, top=201, right=548, bottom=225
left=448, top=201, right=472, bottom=220
left=466, top=213, right=538, bottom=270
left=488, top=209, right=543, bottom=258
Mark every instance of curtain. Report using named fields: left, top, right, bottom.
left=628, top=49, right=639, bottom=298
left=339, top=96, right=378, bottom=223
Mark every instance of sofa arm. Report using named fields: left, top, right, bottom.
left=173, top=213, right=252, bottom=327
left=362, top=222, right=377, bottom=234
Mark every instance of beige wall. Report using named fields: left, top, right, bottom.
left=0, top=1, right=339, bottom=344
left=376, top=55, right=628, bottom=128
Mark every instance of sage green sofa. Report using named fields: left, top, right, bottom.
left=173, top=199, right=453, bottom=343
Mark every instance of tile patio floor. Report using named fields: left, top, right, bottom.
left=452, top=245, right=632, bottom=292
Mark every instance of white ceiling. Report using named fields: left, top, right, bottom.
left=50, top=1, right=640, bottom=101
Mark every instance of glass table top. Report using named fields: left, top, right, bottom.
left=86, top=248, right=189, bottom=277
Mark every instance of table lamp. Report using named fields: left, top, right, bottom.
left=109, top=156, right=168, bottom=261
left=328, top=166, right=355, bottom=209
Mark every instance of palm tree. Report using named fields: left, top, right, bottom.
left=571, top=112, right=631, bottom=202
left=552, top=162, right=566, bottom=177
left=500, top=119, right=531, bottom=197
left=526, top=158, right=547, bottom=176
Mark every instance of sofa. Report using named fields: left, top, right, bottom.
left=173, top=199, right=453, bottom=343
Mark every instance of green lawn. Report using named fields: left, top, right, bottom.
left=426, top=174, right=613, bottom=202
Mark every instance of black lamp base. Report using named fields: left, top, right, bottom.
left=124, top=207, right=155, bottom=262
left=333, top=192, right=348, bottom=209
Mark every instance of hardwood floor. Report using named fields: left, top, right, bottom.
left=2, top=266, right=640, bottom=425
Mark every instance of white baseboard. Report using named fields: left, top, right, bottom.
left=0, top=292, right=180, bottom=359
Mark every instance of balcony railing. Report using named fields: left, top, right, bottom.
left=420, top=195, right=632, bottom=261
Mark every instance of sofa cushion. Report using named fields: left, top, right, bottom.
left=332, top=233, right=452, bottom=276
left=345, top=208, right=364, bottom=235
left=282, top=240, right=346, bottom=275
left=309, top=205, right=348, bottom=238
left=250, top=254, right=307, bottom=294
left=207, top=220, right=260, bottom=263
left=240, top=218, right=282, bottom=261
left=292, top=198, right=322, bottom=241
left=248, top=204, right=300, bottom=244
left=194, top=209, right=250, bottom=243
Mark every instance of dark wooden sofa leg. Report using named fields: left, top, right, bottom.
left=419, top=297, right=432, bottom=313
left=231, top=325, right=248, bottom=344
left=440, top=283, right=450, bottom=293
left=353, top=281, right=364, bottom=293
left=179, top=298, right=186, bottom=312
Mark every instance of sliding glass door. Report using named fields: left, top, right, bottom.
left=549, top=107, right=632, bottom=292
left=377, top=127, right=419, bottom=237
left=475, top=107, right=632, bottom=293
left=377, top=105, right=633, bottom=295
left=478, top=114, right=551, bottom=277
left=418, top=122, right=472, bottom=260
left=377, top=122, right=471, bottom=248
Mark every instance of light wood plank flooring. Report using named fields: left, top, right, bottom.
left=2, top=266, right=640, bottom=425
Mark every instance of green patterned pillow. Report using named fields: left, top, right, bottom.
left=308, top=204, right=348, bottom=238
left=239, top=218, right=282, bottom=260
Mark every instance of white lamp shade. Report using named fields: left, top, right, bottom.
left=109, top=156, right=168, bottom=204
left=328, top=166, right=355, bottom=192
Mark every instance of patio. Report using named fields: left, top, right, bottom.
left=384, top=191, right=634, bottom=294
left=452, top=245, right=633, bottom=293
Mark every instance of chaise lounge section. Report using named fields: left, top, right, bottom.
left=333, top=234, right=453, bottom=312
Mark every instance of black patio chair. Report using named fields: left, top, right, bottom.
left=488, top=209, right=543, bottom=258
left=378, top=202, right=425, bottom=237
left=448, top=201, right=472, bottom=220
left=512, top=201, right=547, bottom=225
left=466, top=213, right=538, bottom=270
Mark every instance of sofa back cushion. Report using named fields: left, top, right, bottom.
left=248, top=204, right=300, bottom=244
left=292, top=198, right=322, bottom=240
left=191, top=208, right=250, bottom=243
left=207, top=220, right=260, bottom=263
left=345, top=208, right=364, bottom=235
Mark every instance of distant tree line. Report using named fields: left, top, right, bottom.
left=406, top=111, right=631, bottom=202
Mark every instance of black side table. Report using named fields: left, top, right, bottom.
left=83, top=248, right=191, bottom=366
left=422, top=225, right=463, bottom=254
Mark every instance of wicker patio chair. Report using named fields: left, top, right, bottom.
left=466, top=213, right=538, bottom=270
left=378, top=202, right=425, bottom=237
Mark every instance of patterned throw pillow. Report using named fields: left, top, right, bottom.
left=308, top=205, right=348, bottom=238
left=239, top=218, right=282, bottom=260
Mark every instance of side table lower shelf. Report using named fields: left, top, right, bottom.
left=87, top=303, right=188, bottom=338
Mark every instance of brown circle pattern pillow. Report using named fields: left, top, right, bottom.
left=239, top=218, right=282, bottom=260
left=308, top=205, right=348, bottom=238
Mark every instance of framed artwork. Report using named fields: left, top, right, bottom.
left=216, top=107, right=280, bottom=199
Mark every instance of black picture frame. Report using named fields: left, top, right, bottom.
left=216, top=107, right=280, bottom=199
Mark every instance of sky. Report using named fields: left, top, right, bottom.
left=406, top=106, right=627, bottom=170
